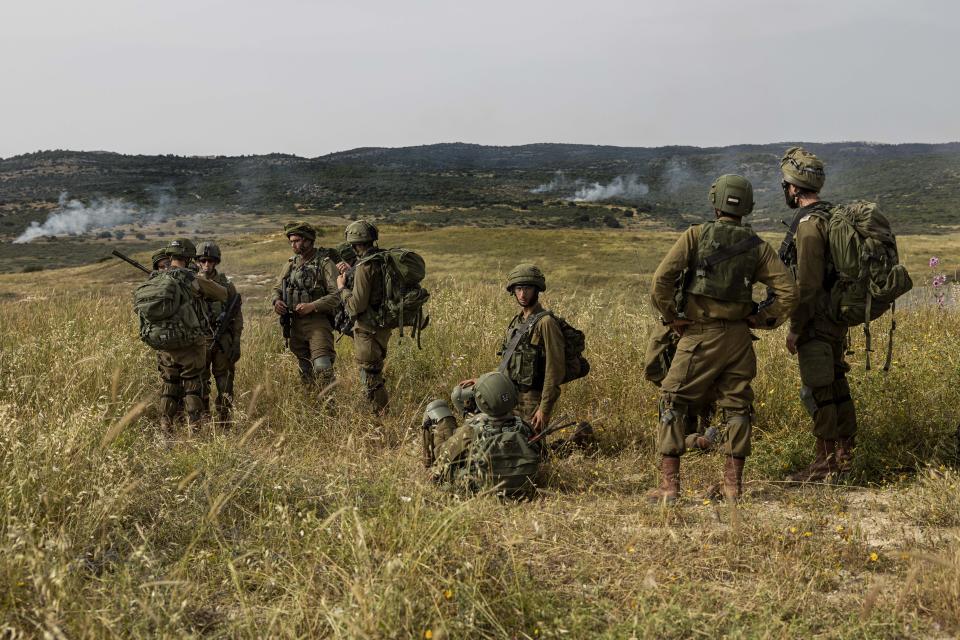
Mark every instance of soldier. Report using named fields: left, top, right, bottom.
left=780, top=147, right=858, bottom=482
left=646, top=175, right=798, bottom=503
left=151, top=248, right=171, bottom=272
left=149, top=239, right=228, bottom=431
left=336, top=221, right=393, bottom=413
left=196, top=241, right=243, bottom=423
left=271, top=222, right=340, bottom=387
left=427, top=371, right=542, bottom=499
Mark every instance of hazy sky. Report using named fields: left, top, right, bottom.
left=1, top=0, right=957, bottom=157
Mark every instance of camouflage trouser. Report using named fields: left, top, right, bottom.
left=353, top=326, right=392, bottom=412
left=203, top=334, right=237, bottom=417
left=796, top=324, right=857, bottom=441
left=658, top=320, right=755, bottom=458
left=290, top=315, right=336, bottom=385
left=514, top=390, right=541, bottom=424
left=158, top=343, right=207, bottom=422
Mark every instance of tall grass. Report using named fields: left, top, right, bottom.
left=0, top=227, right=958, bottom=638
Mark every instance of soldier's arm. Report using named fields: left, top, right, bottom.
left=271, top=261, right=292, bottom=305
left=341, top=262, right=372, bottom=318
left=752, top=242, right=799, bottom=329
left=649, top=227, right=698, bottom=322
left=312, top=258, right=341, bottom=316
left=195, top=276, right=228, bottom=302
left=788, top=218, right=828, bottom=334
left=535, top=315, right=566, bottom=420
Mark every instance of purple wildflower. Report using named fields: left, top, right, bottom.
left=933, top=274, right=948, bottom=288
left=929, top=256, right=941, bottom=268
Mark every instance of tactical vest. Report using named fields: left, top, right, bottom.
left=499, top=314, right=545, bottom=391
left=287, top=251, right=334, bottom=305
left=201, top=271, right=231, bottom=323
left=687, top=221, right=760, bottom=304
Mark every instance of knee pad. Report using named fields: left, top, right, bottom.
left=312, top=356, right=334, bottom=374
left=359, top=367, right=384, bottom=391
left=800, top=385, right=818, bottom=419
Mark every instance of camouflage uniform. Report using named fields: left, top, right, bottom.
left=198, top=266, right=243, bottom=421
left=153, top=251, right=228, bottom=428
left=339, top=222, right=393, bottom=412
left=647, top=175, right=799, bottom=502
left=272, top=239, right=340, bottom=386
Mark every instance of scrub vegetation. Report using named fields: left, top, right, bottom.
left=0, top=226, right=958, bottom=638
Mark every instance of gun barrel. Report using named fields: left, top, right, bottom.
left=111, top=249, right=151, bottom=274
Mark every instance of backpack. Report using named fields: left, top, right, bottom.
left=498, top=311, right=590, bottom=385
left=133, top=269, right=205, bottom=350
left=447, top=416, right=542, bottom=500
left=802, top=201, right=913, bottom=370
left=687, top=220, right=761, bottom=304
left=358, top=248, right=430, bottom=344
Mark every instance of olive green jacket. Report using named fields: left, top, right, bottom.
left=503, top=303, right=565, bottom=419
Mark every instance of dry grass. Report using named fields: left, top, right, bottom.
left=0, top=226, right=958, bottom=638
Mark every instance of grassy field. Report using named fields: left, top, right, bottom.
left=1, top=226, right=959, bottom=638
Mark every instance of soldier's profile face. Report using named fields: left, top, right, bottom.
left=169, top=256, right=189, bottom=269
left=155, top=258, right=171, bottom=271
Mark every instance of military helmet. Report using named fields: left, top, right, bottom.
left=165, top=238, right=196, bottom=259
left=780, top=146, right=825, bottom=192
left=284, top=221, right=317, bottom=241
left=151, top=248, right=171, bottom=269
left=709, top=174, right=754, bottom=217
left=473, top=371, right=518, bottom=418
left=506, top=263, right=547, bottom=293
left=344, top=220, right=379, bottom=244
left=424, top=399, right=454, bottom=423
left=450, top=382, right=477, bottom=415
left=197, top=241, right=221, bottom=263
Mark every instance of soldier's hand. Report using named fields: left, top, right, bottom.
left=786, top=332, right=799, bottom=355
left=669, top=318, right=693, bottom=336
left=531, top=410, right=547, bottom=434
left=336, top=273, right=347, bottom=290
left=294, top=302, right=315, bottom=316
left=273, top=299, right=288, bottom=315
left=336, top=261, right=350, bottom=274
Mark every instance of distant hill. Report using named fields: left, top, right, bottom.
left=2, top=142, right=959, bottom=234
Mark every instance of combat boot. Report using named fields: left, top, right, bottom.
left=159, top=414, right=174, bottom=434
left=788, top=438, right=838, bottom=483
left=836, top=436, right=855, bottom=474
left=645, top=456, right=680, bottom=504
left=722, top=456, right=745, bottom=501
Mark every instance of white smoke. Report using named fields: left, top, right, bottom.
left=530, top=170, right=585, bottom=194
left=14, top=189, right=176, bottom=244
left=572, top=175, right=649, bottom=202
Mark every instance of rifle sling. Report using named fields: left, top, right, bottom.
left=497, top=311, right=551, bottom=374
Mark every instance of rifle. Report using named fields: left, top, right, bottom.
left=111, top=249, right=150, bottom=274
left=528, top=420, right=578, bottom=445
left=421, top=415, right=436, bottom=468
left=333, top=266, right=356, bottom=337
left=209, top=293, right=241, bottom=355
left=280, top=276, right=294, bottom=348
left=757, top=216, right=803, bottom=318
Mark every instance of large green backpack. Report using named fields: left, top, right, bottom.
left=813, top=202, right=913, bottom=369
left=498, top=311, right=590, bottom=385
left=442, top=415, right=542, bottom=500
left=360, top=248, right=430, bottom=344
left=133, top=269, right=205, bottom=350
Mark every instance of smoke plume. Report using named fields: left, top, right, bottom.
left=14, top=189, right=177, bottom=243
left=531, top=171, right=650, bottom=202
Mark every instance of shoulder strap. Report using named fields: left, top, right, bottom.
left=497, top=311, right=550, bottom=373
left=697, top=233, right=762, bottom=271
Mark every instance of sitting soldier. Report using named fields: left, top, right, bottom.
left=423, top=371, right=543, bottom=499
